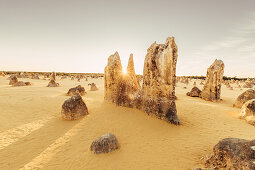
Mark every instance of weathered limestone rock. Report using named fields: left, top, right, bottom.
left=90, top=83, right=98, bottom=91
left=200, top=59, right=224, bottom=101
left=47, top=79, right=59, bottom=87
left=233, top=89, right=255, bottom=108
left=202, top=138, right=255, bottom=169
left=90, top=133, right=119, bottom=154
left=9, top=76, right=18, bottom=85
left=186, top=87, right=202, bottom=97
left=104, top=52, right=124, bottom=103
left=127, top=53, right=139, bottom=89
left=67, top=85, right=85, bottom=96
left=141, top=37, right=179, bottom=125
left=104, top=37, right=180, bottom=125
left=61, top=94, right=88, bottom=120
left=240, top=99, right=255, bottom=125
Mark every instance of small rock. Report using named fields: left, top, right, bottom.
left=90, top=133, right=119, bottom=154
left=61, top=94, right=88, bottom=120
left=90, top=83, right=98, bottom=91
left=186, top=87, right=202, bottom=97
left=67, top=85, right=86, bottom=96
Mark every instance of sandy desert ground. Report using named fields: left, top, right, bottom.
left=0, top=76, right=254, bottom=170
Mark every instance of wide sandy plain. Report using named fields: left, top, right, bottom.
left=0, top=76, right=254, bottom=170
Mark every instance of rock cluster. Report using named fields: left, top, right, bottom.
left=61, top=94, right=88, bottom=120
left=9, top=76, right=31, bottom=86
left=200, top=59, right=225, bottom=101
left=67, top=85, right=86, bottom=96
left=104, top=37, right=180, bottom=125
left=31, top=74, right=40, bottom=79
left=240, top=99, right=255, bottom=125
left=90, top=133, right=119, bottom=154
left=12, top=81, right=31, bottom=87
left=233, top=89, right=255, bottom=108
left=201, top=138, right=255, bottom=169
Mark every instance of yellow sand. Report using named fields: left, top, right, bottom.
left=0, top=77, right=253, bottom=170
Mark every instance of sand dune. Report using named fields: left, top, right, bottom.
left=0, top=77, right=254, bottom=169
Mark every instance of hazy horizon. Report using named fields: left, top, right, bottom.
left=0, top=0, right=255, bottom=77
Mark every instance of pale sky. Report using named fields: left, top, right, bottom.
left=0, top=0, right=254, bottom=77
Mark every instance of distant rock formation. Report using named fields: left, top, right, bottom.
left=47, top=79, right=59, bottom=87
left=51, top=72, right=56, bottom=81
left=90, top=83, right=98, bottom=91
left=104, top=37, right=180, bottom=125
left=243, top=80, right=254, bottom=88
left=61, top=94, right=88, bottom=120
left=90, top=133, right=119, bottom=154
left=31, top=74, right=40, bottom=79
left=186, top=87, right=201, bottom=97
left=12, top=81, right=31, bottom=87
left=9, top=76, right=31, bottom=86
left=240, top=99, right=255, bottom=125
left=9, top=76, right=18, bottom=85
left=201, top=138, right=255, bottom=169
left=233, top=89, right=255, bottom=108
left=200, top=59, right=224, bottom=101
left=67, top=85, right=86, bottom=96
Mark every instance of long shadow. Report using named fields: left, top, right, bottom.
left=0, top=117, right=82, bottom=169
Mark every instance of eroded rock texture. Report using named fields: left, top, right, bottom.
left=67, top=85, right=86, bottom=96
left=240, top=99, right=255, bottom=126
left=202, top=138, right=255, bottom=170
left=200, top=59, right=224, bottom=101
left=233, top=89, right=255, bottom=108
left=61, top=94, right=88, bottom=120
left=104, top=52, right=123, bottom=103
left=104, top=37, right=180, bottom=125
left=141, top=37, right=179, bottom=124
left=127, top=53, right=139, bottom=89
left=90, top=133, right=119, bottom=154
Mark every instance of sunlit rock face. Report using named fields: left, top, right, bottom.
left=104, top=37, right=180, bottom=125
left=127, top=54, right=139, bottom=90
left=104, top=52, right=123, bottom=104
left=104, top=52, right=139, bottom=107
left=200, top=59, right=225, bottom=101
left=141, top=37, right=179, bottom=125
